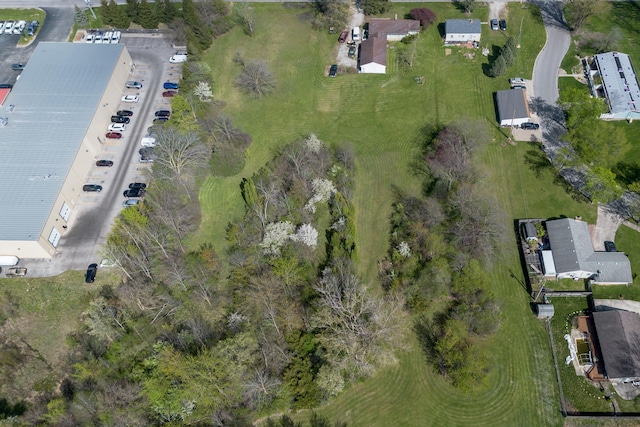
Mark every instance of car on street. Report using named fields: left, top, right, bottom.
left=116, top=110, right=133, bottom=117
left=129, top=182, right=147, bottom=190
left=122, top=199, right=140, bottom=207
left=520, top=122, right=540, bottom=130
left=108, top=123, right=126, bottom=132
left=5, top=267, right=27, bottom=277
left=499, top=19, right=507, bottom=31
left=329, top=64, right=338, bottom=78
left=105, top=132, right=122, bottom=139
left=163, top=82, right=179, bottom=90
left=155, top=110, right=171, bottom=117
left=111, top=115, right=130, bottom=124
left=604, top=241, right=617, bottom=252
left=491, top=19, right=499, bottom=30
left=123, top=188, right=146, bottom=198
left=121, top=95, right=139, bottom=103
left=85, top=263, right=98, bottom=283
left=96, top=160, right=114, bottom=167
left=162, top=90, right=177, bottom=97
left=338, top=29, right=349, bottom=43
left=83, top=184, right=103, bottom=192
left=126, top=81, right=142, bottom=89
left=348, top=45, right=356, bottom=58
left=11, top=63, right=25, bottom=71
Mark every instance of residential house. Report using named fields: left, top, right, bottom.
left=359, top=18, right=420, bottom=74
left=592, top=310, right=640, bottom=384
left=495, top=89, right=531, bottom=127
left=588, top=51, right=640, bottom=120
left=444, top=19, right=481, bottom=45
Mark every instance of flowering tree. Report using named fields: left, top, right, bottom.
left=397, top=241, right=411, bottom=258
left=291, top=223, right=318, bottom=248
left=305, top=178, right=336, bottom=213
left=193, top=81, right=213, bottom=102
left=305, top=133, right=324, bottom=153
left=260, top=221, right=294, bottom=256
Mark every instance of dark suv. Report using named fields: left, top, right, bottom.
left=83, top=184, right=102, bottom=192
left=520, top=122, right=540, bottom=130
left=111, top=115, right=130, bottom=124
left=129, top=182, right=147, bottom=190
left=155, top=110, right=171, bottom=117
left=85, top=263, right=98, bottom=283
left=123, top=188, right=146, bottom=198
left=604, top=241, right=617, bottom=252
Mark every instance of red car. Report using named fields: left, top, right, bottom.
left=105, top=132, right=122, bottom=139
left=338, top=30, right=349, bottom=43
left=162, top=90, right=177, bottom=97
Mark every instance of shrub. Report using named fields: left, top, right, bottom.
left=409, top=8, right=437, bottom=28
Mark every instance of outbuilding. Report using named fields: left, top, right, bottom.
left=495, top=89, right=531, bottom=127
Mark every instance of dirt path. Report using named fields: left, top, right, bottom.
left=488, top=1, right=508, bottom=21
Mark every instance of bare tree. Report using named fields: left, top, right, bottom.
left=236, top=60, right=276, bottom=98
left=235, top=3, right=256, bottom=36
left=564, top=0, right=611, bottom=30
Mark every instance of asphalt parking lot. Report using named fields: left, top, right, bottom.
left=3, top=21, right=180, bottom=277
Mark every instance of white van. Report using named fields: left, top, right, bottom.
left=0, top=256, right=19, bottom=266
left=352, top=26, right=360, bottom=42
left=169, top=54, right=188, bottom=64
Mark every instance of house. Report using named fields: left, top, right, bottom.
left=444, top=19, right=481, bottom=45
left=592, top=310, right=640, bottom=384
left=544, top=218, right=632, bottom=285
left=495, top=89, right=531, bottom=127
left=359, top=19, right=420, bottom=74
left=588, top=51, right=640, bottom=120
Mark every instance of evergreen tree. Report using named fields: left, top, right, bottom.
left=137, top=0, right=159, bottom=29
left=161, top=0, right=179, bottom=24
left=487, top=55, right=507, bottom=77
left=125, top=0, right=140, bottom=23
left=100, top=0, right=113, bottom=25
left=109, top=0, right=131, bottom=28
left=74, top=5, right=89, bottom=27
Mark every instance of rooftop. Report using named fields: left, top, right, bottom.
left=0, top=42, right=125, bottom=241
left=445, top=19, right=481, bottom=35
left=594, top=52, right=640, bottom=115
left=593, top=310, right=640, bottom=380
left=368, top=19, right=420, bottom=37
left=496, top=89, right=531, bottom=121
left=360, top=34, right=388, bottom=66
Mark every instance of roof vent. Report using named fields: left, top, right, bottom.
left=6, top=104, right=14, bottom=112
left=0, top=117, right=7, bottom=127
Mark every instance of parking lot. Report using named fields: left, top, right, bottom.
left=2, top=22, right=182, bottom=277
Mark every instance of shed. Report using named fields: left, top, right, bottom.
left=536, top=304, right=554, bottom=319
left=522, top=222, right=537, bottom=242
left=444, top=19, right=481, bottom=45
left=495, top=89, right=531, bottom=127
left=541, top=250, right=557, bottom=277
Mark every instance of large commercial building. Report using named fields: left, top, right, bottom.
left=0, top=42, right=133, bottom=259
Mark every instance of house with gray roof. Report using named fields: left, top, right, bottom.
left=495, top=89, right=531, bottom=127
left=589, top=51, right=640, bottom=120
left=592, top=310, right=640, bottom=384
left=444, top=19, right=481, bottom=45
left=544, top=218, right=632, bottom=285
left=359, top=19, right=420, bottom=74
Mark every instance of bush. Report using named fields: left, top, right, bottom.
left=409, top=8, right=437, bottom=28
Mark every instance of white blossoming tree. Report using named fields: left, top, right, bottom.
left=304, top=178, right=336, bottom=213
left=397, top=241, right=411, bottom=258
left=305, top=133, right=324, bottom=153
left=291, top=223, right=318, bottom=248
left=260, top=221, right=294, bottom=256
left=194, top=81, right=213, bottom=102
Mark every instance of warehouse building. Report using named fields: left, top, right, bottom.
left=0, top=42, right=133, bottom=259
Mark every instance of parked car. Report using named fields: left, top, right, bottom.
left=348, top=45, right=356, bottom=58
left=126, top=81, right=142, bottom=89
left=162, top=90, right=177, bottom=97
left=123, top=188, right=146, bottom=198
left=27, top=20, right=38, bottom=36
left=140, top=135, right=157, bottom=147
left=96, top=160, right=114, bottom=167
left=83, top=184, right=103, bottom=192
left=0, top=22, right=5, bottom=35
left=139, top=147, right=156, bottom=163
left=155, top=110, right=171, bottom=118
left=512, top=85, right=526, bottom=90
left=105, top=132, right=122, bottom=139
left=153, top=117, right=169, bottom=125
left=169, top=54, right=188, bottom=63
left=85, top=263, right=98, bottom=283
left=5, top=267, right=27, bottom=277
left=0, top=84, right=13, bottom=89
left=85, top=32, right=95, bottom=43
left=110, top=31, right=120, bottom=43
left=329, top=64, right=338, bottom=78
left=604, top=241, right=617, bottom=252
left=3, top=21, right=14, bottom=34
left=509, top=77, right=526, bottom=86
left=520, top=122, right=540, bottom=130
left=111, top=115, right=130, bottom=124
left=163, top=82, right=179, bottom=90
left=490, top=19, right=499, bottom=30
left=129, top=182, right=147, bottom=189
left=121, top=95, right=139, bottom=103
left=499, top=19, right=507, bottom=31
left=122, top=199, right=140, bottom=207
left=338, top=29, right=349, bottom=43
left=13, top=21, right=26, bottom=35
left=108, top=123, right=126, bottom=132
left=11, top=63, right=25, bottom=71
left=116, top=110, right=133, bottom=117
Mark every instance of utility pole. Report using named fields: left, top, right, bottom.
left=85, top=0, right=97, bottom=20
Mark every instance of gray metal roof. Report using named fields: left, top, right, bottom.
left=0, top=42, right=124, bottom=241
left=445, top=19, right=481, bottom=35
left=496, top=89, right=530, bottom=121
left=593, top=310, right=640, bottom=380
left=594, top=52, right=640, bottom=115
left=546, top=218, right=632, bottom=284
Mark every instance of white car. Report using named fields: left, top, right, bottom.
left=111, top=31, right=120, bottom=43
left=4, top=21, right=14, bottom=34
left=95, top=35, right=103, bottom=44
left=108, top=123, right=126, bottom=132
left=121, top=95, right=139, bottom=103
left=85, top=33, right=95, bottom=43
left=104, top=31, right=112, bottom=42
left=140, top=135, right=156, bottom=147
left=0, top=22, right=5, bottom=35
left=122, top=199, right=140, bottom=207
left=13, top=20, right=26, bottom=35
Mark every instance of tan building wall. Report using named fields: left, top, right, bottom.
left=0, top=47, right=133, bottom=259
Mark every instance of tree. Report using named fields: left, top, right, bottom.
left=125, top=0, right=139, bottom=22
left=160, top=0, right=179, bottom=24
left=487, top=54, right=507, bottom=77
left=193, top=81, right=213, bottom=102
left=108, top=0, right=131, bottom=28
left=236, top=60, right=276, bottom=98
left=566, top=121, right=627, bottom=167
left=558, top=86, right=606, bottom=130
left=564, top=0, right=611, bottom=30
left=100, top=0, right=112, bottom=24
left=74, top=5, right=89, bottom=27
left=360, top=0, right=390, bottom=15
left=137, top=0, right=159, bottom=29
left=153, top=127, right=210, bottom=191
left=584, top=167, right=624, bottom=203
left=409, top=8, right=437, bottom=28
left=458, top=0, right=477, bottom=14
left=235, top=3, right=256, bottom=36
left=315, top=0, right=350, bottom=32
left=169, top=95, right=199, bottom=131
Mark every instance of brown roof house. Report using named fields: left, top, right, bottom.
left=359, top=19, right=420, bottom=74
left=592, top=310, right=640, bottom=384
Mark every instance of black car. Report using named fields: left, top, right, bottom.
left=83, top=184, right=103, bottom=192
left=129, top=182, right=147, bottom=190
left=499, top=19, right=507, bottom=31
left=116, top=110, right=133, bottom=117
left=155, top=110, right=171, bottom=117
left=11, top=63, right=25, bottom=71
left=123, top=188, right=146, bottom=198
left=0, top=84, right=13, bottom=89
left=604, top=241, right=617, bottom=252
left=96, top=160, right=114, bottom=167
left=329, top=64, right=338, bottom=78
left=348, top=45, right=356, bottom=58
left=153, top=117, right=169, bottom=125
left=85, top=263, right=98, bottom=283
left=111, top=115, right=130, bottom=124
left=520, top=122, right=540, bottom=130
